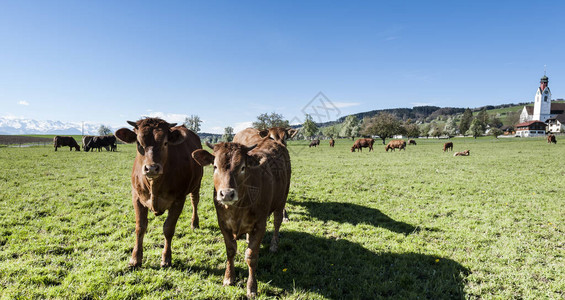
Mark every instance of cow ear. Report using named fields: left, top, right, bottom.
left=168, top=123, right=177, bottom=128
left=168, top=128, right=186, bottom=145
left=115, top=128, right=137, bottom=144
left=287, top=128, right=298, bottom=139
left=127, top=121, right=138, bottom=129
left=258, top=129, right=269, bottom=138
left=192, top=149, right=214, bottom=166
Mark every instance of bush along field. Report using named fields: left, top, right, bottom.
left=0, top=137, right=563, bottom=299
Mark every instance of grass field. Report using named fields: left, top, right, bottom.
left=0, top=137, right=563, bottom=299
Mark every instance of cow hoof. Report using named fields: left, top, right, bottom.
left=282, top=217, right=290, bottom=223
left=247, top=291, right=257, bottom=298
left=223, top=277, right=234, bottom=286
left=128, top=258, right=142, bottom=268
left=191, top=218, right=200, bottom=230
left=160, top=261, right=171, bottom=268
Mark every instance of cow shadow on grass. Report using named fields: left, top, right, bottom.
left=259, top=230, right=469, bottom=299
left=289, top=200, right=430, bottom=235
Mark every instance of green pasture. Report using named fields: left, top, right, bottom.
left=0, top=137, right=563, bottom=299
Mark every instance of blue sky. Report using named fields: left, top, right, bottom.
left=1, top=1, right=564, bottom=133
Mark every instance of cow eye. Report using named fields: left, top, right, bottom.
left=136, top=142, right=145, bottom=155
left=164, top=142, right=168, bottom=146
left=240, top=166, right=245, bottom=173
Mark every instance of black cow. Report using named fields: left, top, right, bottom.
left=54, top=136, right=80, bottom=151
left=85, top=135, right=117, bottom=152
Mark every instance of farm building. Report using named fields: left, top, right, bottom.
left=519, top=74, right=565, bottom=132
left=514, top=121, right=546, bottom=137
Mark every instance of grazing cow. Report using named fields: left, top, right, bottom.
left=329, top=138, right=335, bottom=147
left=309, top=139, right=320, bottom=147
left=385, top=140, right=406, bottom=152
left=233, top=127, right=298, bottom=146
left=443, top=142, right=454, bottom=152
left=192, top=139, right=291, bottom=298
left=454, top=150, right=470, bottom=156
left=53, top=136, right=80, bottom=151
left=115, top=118, right=203, bottom=268
left=408, top=139, right=417, bottom=145
left=85, top=135, right=117, bottom=152
left=548, top=134, right=557, bottom=144
left=82, top=135, right=94, bottom=151
left=351, top=138, right=375, bottom=152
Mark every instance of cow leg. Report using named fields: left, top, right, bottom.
left=161, top=200, right=185, bottom=267
left=246, top=226, right=266, bottom=298
left=189, top=188, right=200, bottom=229
left=270, top=208, right=284, bottom=252
left=282, top=208, right=290, bottom=222
left=130, top=198, right=148, bottom=267
left=221, top=231, right=237, bottom=286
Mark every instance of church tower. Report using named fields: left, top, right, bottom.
left=532, top=74, right=551, bottom=122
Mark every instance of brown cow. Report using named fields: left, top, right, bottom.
left=408, top=139, right=417, bottom=145
left=443, top=142, right=454, bottom=152
left=548, top=134, right=557, bottom=144
left=233, top=127, right=298, bottom=146
left=115, top=118, right=203, bottom=268
left=351, top=138, right=375, bottom=152
left=329, top=138, right=335, bottom=147
left=385, top=140, right=406, bottom=152
left=53, top=136, right=80, bottom=151
left=454, top=150, right=470, bottom=156
left=309, top=139, right=320, bottom=147
left=192, top=139, right=291, bottom=298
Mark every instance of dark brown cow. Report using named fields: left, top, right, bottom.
left=385, top=140, right=406, bottom=152
left=548, top=134, right=557, bottom=144
left=454, top=150, right=470, bottom=156
left=192, top=140, right=291, bottom=298
left=408, top=139, right=417, bottom=145
left=53, top=136, right=80, bottom=151
left=115, top=118, right=203, bottom=268
left=309, top=139, right=320, bottom=147
left=351, top=138, right=374, bottom=152
left=329, top=138, right=335, bottom=147
left=443, top=142, right=454, bottom=152
left=233, top=127, right=298, bottom=146
left=82, top=135, right=94, bottom=151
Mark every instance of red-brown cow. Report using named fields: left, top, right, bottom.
left=329, top=138, right=335, bottom=147
left=309, top=139, right=320, bottom=147
left=53, top=136, right=80, bottom=151
left=115, top=118, right=203, bottom=268
left=385, top=140, right=406, bottom=152
left=453, top=150, right=470, bottom=156
left=233, top=127, right=298, bottom=146
left=192, top=139, right=291, bottom=298
left=351, top=138, right=374, bottom=152
left=443, top=142, right=454, bottom=152
left=548, top=134, right=557, bottom=144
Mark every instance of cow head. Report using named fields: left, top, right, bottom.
left=115, top=118, right=186, bottom=179
left=258, top=127, right=298, bottom=146
left=192, top=142, right=258, bottom=206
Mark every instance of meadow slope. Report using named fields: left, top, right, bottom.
left=0, top=137, right=563, bottom=299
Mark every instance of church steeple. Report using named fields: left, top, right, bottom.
left=533, top=70, right=552, bottom=122
left=540, top=74, right=549, bottom=91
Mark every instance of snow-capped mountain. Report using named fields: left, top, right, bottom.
left=0, top=117, right=113, bottom=135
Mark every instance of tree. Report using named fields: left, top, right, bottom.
left=184, top=115, right=202, bottom=133
left=361, top=112, right=402, bottom=144
left=506, top=110, right=521, bottom=126
left=404, top=123, right=421, bottom=138
left=431, top=123, right=444, bottom=138
left=444, top=117, right=458, bottom=137
left=469, top=118, right=483, bottom=139
left=322, top=124, right=340, bottom=138
left=98, top=125, right=113, bottom=136
left=488, top=115, right=503, bottom=128
left=252, top=112, right=289, bottom=130
left=421, top=124, right=431, bottom=138
left=222, top=126, right=234, bottom=142
left=340, top=115, right=360, bottom=140
left=490, top=128, right=503, bottom=139
left=302, top=114, right=318, bottom=139
left=476, top=108, right=489, bottom=129
left=459, top=108, right=473, bottom=136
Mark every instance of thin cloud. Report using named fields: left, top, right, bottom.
left=143, top=111, right=188, bottom=124
left=411, top=102, right=434, bottom=107
left=18, top=101, right=29, bottom=106
left=332, top=102, right=361, bottom=108
left=234, top=121, right=253, bottom=133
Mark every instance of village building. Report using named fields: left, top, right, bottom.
left=519, top=74, right=565, bottom=133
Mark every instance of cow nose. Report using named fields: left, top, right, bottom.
left=143, top=164, right=162, bottom=177
left=218, top=188, right=237, bottom=202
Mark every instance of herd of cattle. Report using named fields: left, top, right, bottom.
left=52, top=135, right=117, bottom=152
left=51, top=120, right=559, bottom=297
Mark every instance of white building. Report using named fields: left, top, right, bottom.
left=519, top=74, right=565, bottom=132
